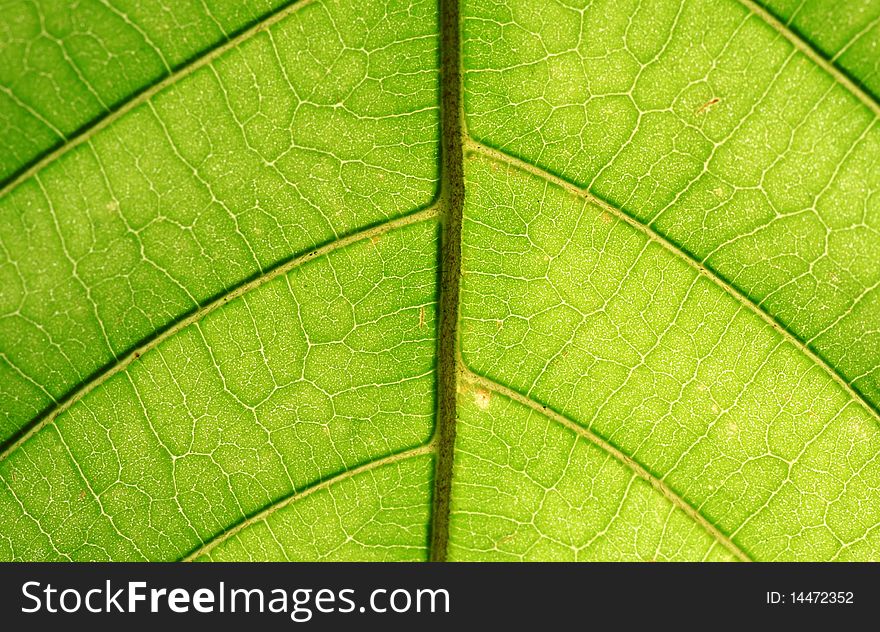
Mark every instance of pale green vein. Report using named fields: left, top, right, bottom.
left=0, top=0, right=315, bottom=199
left=464, top=139, right=880, bottom=430
left=737, top=0, right=880, bottom=117
left=460, top=368, right=752, bottom=562
left=0, top=205, right=440, bottom=466
left=181, top=442, right=435, bottom=561
left=0, top=85, right=67, bottom=142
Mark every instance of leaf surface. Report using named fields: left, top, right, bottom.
left=0, top=0, right=298, bottom=182
left=1, top=0, right=879, bottom=561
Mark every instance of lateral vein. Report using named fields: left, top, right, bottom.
left=461, top=369, right=752, bottom=562
left=180, top=442, right=436, bottom=561
left=736, top=0, right=880, bottom=117
left=0, top=0, right=315, bottom=199
left=465, top=139, right=880, bottom=430
left=0, top=206, right=439, bottom=466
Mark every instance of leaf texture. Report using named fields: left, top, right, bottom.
left=0, top=0, right=297, bottom=182
left=1, top=0, right=879, bottom=561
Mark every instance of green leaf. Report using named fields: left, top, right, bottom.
left=0, top=0, right=296, bottom=183
left=1, top=0, right=879, bottom=561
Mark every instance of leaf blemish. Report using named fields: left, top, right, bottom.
left=695, top=97, right=720, bottom=115
left=474, top=388, right=491, bottom=410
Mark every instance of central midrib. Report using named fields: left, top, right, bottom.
left=427, top=0, right=465, bottom=563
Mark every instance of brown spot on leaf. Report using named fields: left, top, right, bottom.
left=474, top=388, right=491, bottom=410
left=695, top=97, right=720, bottom=115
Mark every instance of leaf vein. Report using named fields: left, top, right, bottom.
left=180, top=442, right=435, bottom=561
left=0, top=0, right=316, bottom=199
left=0, top=205, right=439, bottom=467
left=460, top=369, right=752, bottom=562
left=464, top=139, right=880, bottom=430
left=736, top=0, right=880, bottom=117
